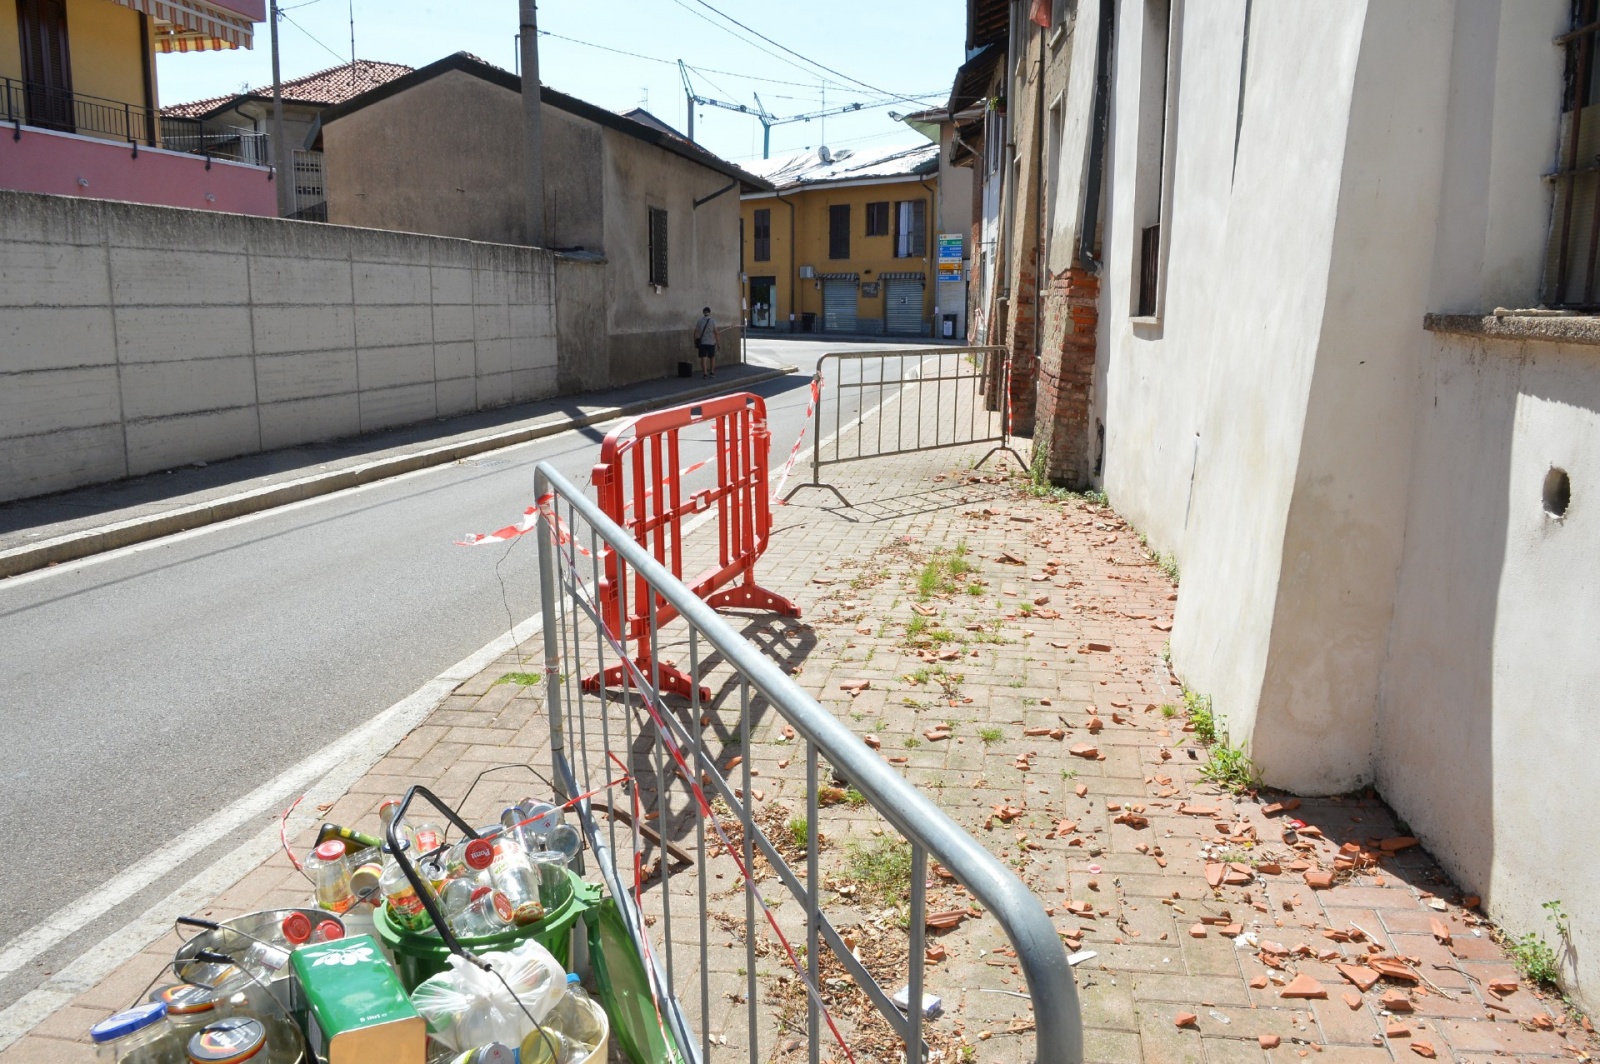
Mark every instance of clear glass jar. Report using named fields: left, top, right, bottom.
left=90, top=1001, right=180, bottom=1062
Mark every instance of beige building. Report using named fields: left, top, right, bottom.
left=161, top=58, right=413, bottom=219
left=313, top=52, right=770, bottom=389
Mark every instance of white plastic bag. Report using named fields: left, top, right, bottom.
left=410, top=939, right=567, bottom=1052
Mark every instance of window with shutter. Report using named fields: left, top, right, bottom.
left=753, top=208, right=771, bottom=261
left=865, top=201, right=890, bottom=236
left=649, top=207, right=669, bottom=286
left=828, top=204, right=850, bottom=259
left=893, top=200, right=927, bottom=258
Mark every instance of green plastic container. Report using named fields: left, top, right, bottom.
left=373, top=869, right=600, bottom=992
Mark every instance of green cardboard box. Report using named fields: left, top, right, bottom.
left=289, top=935, right=425, bottom=1064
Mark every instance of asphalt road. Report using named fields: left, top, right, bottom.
left=0, top=338, right=935, bottom=1006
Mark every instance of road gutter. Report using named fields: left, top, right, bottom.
left=0, top=367, right=794, bottom=581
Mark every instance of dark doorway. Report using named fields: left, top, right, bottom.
left=749, top=275, right=776, bottom=328
left=16, top=0, right=74, bottom=132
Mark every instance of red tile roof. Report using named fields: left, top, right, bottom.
left=161, top=58, right=413, bottom=118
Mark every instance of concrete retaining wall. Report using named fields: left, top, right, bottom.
left=0, top=191, right=559, bottom=503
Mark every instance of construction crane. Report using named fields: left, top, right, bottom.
left=678, top=60, right=866, bottom=159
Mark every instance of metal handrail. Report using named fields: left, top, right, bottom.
left=534, top=460, right=1082, bottom=1063
left=1, top=75, right=156, bottom=147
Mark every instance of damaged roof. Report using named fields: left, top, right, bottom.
left=742, top=143, right=939, bottom=191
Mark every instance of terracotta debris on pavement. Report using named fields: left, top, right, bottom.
left=7, top=443, right=1594, bottom=1064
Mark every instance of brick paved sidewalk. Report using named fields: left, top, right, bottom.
left=9, top=442, right=1592, bottom=1064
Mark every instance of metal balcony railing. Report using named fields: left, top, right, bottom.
left=159, top=116, right=272, bottom=166
left=2, top=76, right=156, bottom=147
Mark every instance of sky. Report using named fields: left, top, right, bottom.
left=156, top=0, right=967, bottom=165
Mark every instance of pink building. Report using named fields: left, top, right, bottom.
left=0, top=0, right=275, bottom=216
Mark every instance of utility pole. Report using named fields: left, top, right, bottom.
left=269, top=0, right=290, bottom=216
left=519, top=0, right=545, bottom=247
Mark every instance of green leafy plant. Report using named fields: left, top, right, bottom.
left=1511, top=901, right=1570, bottom=986
left=494, top=672, right=542, bottom=687
left=903, top=736, right=921, bottom=748
left=1185, top=689, right=1217, bottom=744
left=845, top=787, right=867, bottom=807
left=1200, top=742, right=1257, bottom=793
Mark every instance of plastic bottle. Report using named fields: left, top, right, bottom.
left=523, top=975, right=604, bottom=1064
left=305, top=840, right=355, bottom=914
left=90, top=1001, right=180, bottom=1063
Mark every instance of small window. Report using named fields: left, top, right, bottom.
left=649, top=207, right=668, bottom=286
left=829, top=203, right=850, bottom=259
left=753, top=207, right=771, bottom=262
left=893, top=199, right=927, bottom=258
left=865, top=201, right=890, bottom=236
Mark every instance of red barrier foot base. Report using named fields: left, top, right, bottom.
left=705, top=579, right=801, bottom=618
left=582, top=657, right=711, bottom=703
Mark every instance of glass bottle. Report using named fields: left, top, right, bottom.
left=306, top=840, right=354, bottom=914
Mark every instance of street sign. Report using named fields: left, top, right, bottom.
left=937, top=233, right=963, bottom=282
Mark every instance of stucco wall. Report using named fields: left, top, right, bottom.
left=1382, top=329, right=1600, bottom=1009
left=324, top=70, right=528, bottom=246
left=0, top=190, right=558, bottom=502
left=605, top=126, right=740, bottom=381
left=64, top=0, right=147, bottom=117
left=0, top=124, right=276, bottom=214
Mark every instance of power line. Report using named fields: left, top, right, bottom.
left=678, top=0, right=937, bottom=108
left=538, top=27, right=930, bottom=97
left=279, top=10, right=346, bottom=63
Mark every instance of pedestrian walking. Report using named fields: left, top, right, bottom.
left=694, top=307, right=719, bottom=378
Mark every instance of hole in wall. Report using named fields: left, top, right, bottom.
left=1543, top=467, right=1571, bottom=519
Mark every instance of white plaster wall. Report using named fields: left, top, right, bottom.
left=0, top=191, right=558, bottom=502
left=1100, top=1, right=1363, bottom=746
left=1384, top=333, right=1600, bottom=1012
left=1250, top=1, right=1454, bottom=791
left=1379, top=0, right=1598, bottom=1011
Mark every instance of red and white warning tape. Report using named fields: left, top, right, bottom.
left=770, top=373, right=821, bottom=505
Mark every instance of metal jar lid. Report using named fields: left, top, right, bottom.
left=187, top=1017, right=266, bottom=1064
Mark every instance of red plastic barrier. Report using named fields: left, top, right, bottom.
left=586, top=392, right=799, bottom=700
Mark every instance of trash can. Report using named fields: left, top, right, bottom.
left=373, top=871, right=600, bottom=992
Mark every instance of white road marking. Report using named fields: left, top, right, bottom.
left=0, top=370, right=872, bottom=1050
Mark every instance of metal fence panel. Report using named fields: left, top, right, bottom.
left=785, top=346, right=1024, bottom=506
left=534, top=461, right=1081, bottom=1064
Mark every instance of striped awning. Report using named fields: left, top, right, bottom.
left=815, top=272, right=859, bottom=281
left=878, top=271, right=927, bottom=281
left=109, top=0, right=256, bottom=52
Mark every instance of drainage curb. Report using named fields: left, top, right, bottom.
left=0, top=366, right=796, bottom=581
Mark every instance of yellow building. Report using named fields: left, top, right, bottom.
left=2, top=0, right=262, bottom=147
left=741, top=143, right=961, bottom=338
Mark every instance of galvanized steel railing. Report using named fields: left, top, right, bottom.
left=785, top=346, right=1026, bottom=506
left=534, top=461, right=1081, bottom=1063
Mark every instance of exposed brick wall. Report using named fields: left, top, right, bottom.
left=1032, top=265, right=1099, bottom=486
left=1005, top=260, right=1039, bottom=432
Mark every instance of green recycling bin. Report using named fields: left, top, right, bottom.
left=373, top=869, right=600, bottom=992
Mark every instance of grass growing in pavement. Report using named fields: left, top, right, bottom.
left=1161, top=703, right=1178, bottom=718
left=914, top=543, right=979, bottom=601
left=1201, top=742, right=1257, bottom=793
left=845, top=836, right=913, bottom=907
left=494, top=672, right=542, bottom=687
left=979, top=726, right=1004, bottom=745
left=787, top=816, right=808, bottom=851
left=1185, top=689, right=1217, bottom=744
